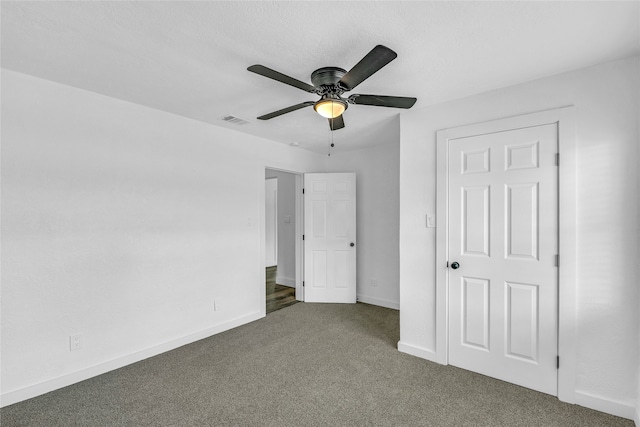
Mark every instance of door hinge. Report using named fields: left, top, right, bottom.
left=446, top=261, right=449, bottom=268
left=555, top=153, right=559, bottom=166
left=303, top=281, right=305, bottom=287
left=302, top=234, right=305, bottom=240
left=555, top=254, right=559, bottom=267
left=557, top=356, right=560, bottom=369
left=302, top=188, right=305, bottom=194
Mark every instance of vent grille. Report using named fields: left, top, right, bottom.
left=221, top=115, right=250, bottom=126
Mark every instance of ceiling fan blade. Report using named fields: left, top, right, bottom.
left=257, top=101, right=315, bottom=120
left=338, top=45, right=397, bottom=91
left=328, top=115, right=345, bottom=131
left=348, top=94, right=417, bottom=109
left=248, top=65, right=317, bottom=93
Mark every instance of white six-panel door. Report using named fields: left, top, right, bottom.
left=448, top=124, right=559, bottom=395
left=304, top=173, right=356, bottom=303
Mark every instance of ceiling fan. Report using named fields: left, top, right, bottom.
left=247, top=45, right=417, bottom=131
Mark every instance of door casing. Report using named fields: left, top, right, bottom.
left=435, top=107, right=577, bottom=403
left=265, top=177, right=278, bottom=267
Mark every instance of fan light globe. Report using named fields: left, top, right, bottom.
left=314, top=98, right=347, bottom=119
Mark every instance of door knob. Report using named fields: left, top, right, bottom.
left=350, top=242, right=355, bottom=247
left=451, top=262, right=460, bottom=269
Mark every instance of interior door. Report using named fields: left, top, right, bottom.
left=448, top=124, right=558, bottom=395
left=304, top=173, right=356, bottom=303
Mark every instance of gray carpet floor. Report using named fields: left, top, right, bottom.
left=0, top=302, right=633, bottom=426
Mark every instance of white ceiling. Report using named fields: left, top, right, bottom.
left=2, top=1, right=639, bottom=153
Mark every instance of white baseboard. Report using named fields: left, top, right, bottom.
left=1, top=311, right=264, bottom=408
left=574, top=391, right=636, bottom=421
left=394, top=346, right=637, bottom=422
left=356, top=294, right=399, bottom=310
left=397, top=341, right=440, bottom=363
left=276, top=276, right=296, bottom=288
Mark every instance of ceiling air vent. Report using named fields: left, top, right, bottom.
left=221, top=115, right=250, bottom=126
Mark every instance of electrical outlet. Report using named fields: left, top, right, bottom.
left=69, top=334, right=83, bottom=351
left=370, top=278, right=377, bottom=287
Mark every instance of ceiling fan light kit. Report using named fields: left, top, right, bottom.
left=248, top=45, right=417, bottom=131
left=314, top=94, right=348, bottom=119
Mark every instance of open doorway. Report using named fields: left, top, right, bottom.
left=265, top=168, right=303, bottom=313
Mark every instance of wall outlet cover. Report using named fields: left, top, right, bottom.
left=69, top=334, right=82, bottom=351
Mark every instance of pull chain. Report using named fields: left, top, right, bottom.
left=328, top=117, right=335, bottom=156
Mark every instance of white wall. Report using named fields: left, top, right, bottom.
left=637, top=324, right=640, bottom=426
left=637, top=113, right=640, bottom=427
left=399, top=56, right=639, bottom=418
left=637, top=100, right=640, bottom=426
left=264, top=169, right=297, bottom=287
left=0, top=70, right=326, bottom=405
left=637, top=122, right=640, bottom=427
left=326, top=118, right=400, bottom=309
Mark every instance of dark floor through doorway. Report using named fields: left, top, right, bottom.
left=266, top=266, right=298, bottom=314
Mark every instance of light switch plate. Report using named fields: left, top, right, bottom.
left=427, top=214, right=436, bottom=228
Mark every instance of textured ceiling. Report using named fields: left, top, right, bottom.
left=2, top=1, right=639, bottom=153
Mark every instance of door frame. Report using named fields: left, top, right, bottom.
left=263, top=167, right=305, bottom=312
left=434, top=107, right=577, bottom=403
left=264, top=177, right=278, bottom=267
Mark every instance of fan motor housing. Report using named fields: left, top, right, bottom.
left=311, top=67, right=347, bottom=88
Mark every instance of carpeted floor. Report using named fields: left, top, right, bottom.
left=0, top=303, right=633, bottom=426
